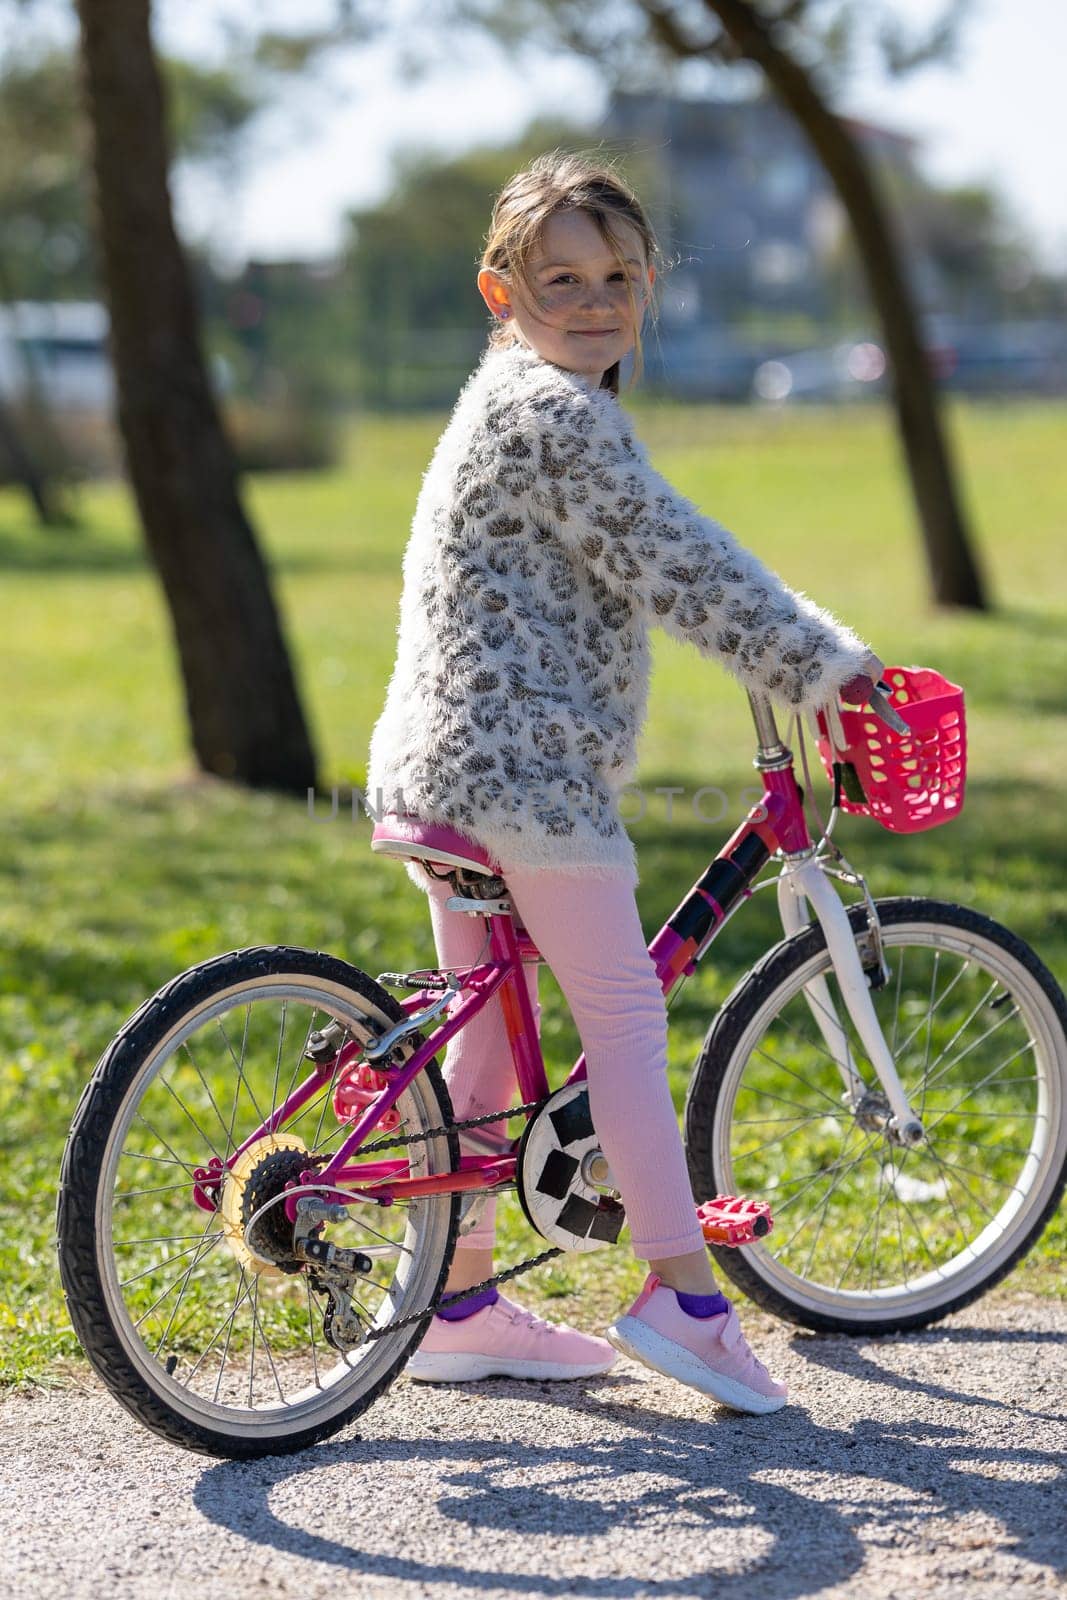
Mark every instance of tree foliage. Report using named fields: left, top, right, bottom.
left=0, top=42, right=262, bottom=299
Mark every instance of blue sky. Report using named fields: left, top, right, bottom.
left=156, top=1, right=1067, bottom=272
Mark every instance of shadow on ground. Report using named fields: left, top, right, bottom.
left=193, top=1317, right=1066, bottom=1599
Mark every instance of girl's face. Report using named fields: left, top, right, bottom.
left=478, top=208, right=654, bottom=381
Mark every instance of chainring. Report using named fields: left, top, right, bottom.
left=516, top=1083, right=625, bottom=1253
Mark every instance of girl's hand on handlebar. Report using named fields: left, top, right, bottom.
left=839, top=653, right=885, bottom=707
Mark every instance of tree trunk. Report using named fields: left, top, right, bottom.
left=700, top=0, right=989, bottom=610
left=74, top=0, right=319, bottom=789
left=0, top=392, right=63, bottom=526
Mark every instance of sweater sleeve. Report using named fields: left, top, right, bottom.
left=523, top=384, right=872, bottom=714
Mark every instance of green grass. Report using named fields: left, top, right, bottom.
left=2, top=398, right=1065, bottom=1386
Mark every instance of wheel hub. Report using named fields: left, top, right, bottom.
left=852, top=1089, right=892, bottom=1134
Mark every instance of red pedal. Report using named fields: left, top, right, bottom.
left=696, top=1194, right=773, bottom=1247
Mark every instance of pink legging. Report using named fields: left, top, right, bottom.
left=419, top=862, right=705, bottom=1260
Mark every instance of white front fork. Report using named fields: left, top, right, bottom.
left=776, top=858, right=924, bottom=1145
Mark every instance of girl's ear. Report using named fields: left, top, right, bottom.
left=477, top=268, right=511, bottom=318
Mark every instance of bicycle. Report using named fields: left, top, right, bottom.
left=57, top=668, right=1067, bottom=1458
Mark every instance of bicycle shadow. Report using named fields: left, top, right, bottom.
left=789, top=1322, right=1066, bottom=1427
left=192, top=1342, right=1065, bottom=1599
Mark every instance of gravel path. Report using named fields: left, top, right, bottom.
left=3, top=1295, right=1064, bottom=1600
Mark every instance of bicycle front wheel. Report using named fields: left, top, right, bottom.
left=58, top=946, right=459, bottom=1457
left=685, top=898, right=1067, bottom=1333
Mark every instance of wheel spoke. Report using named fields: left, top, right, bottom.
left=115, top=1179, right=200, bottom=1202
left=114, top=1231, right=222, bottom=1247
left=891, top=957, right=973, bottom=1071
left=773, top=1133, right=876, bottom=1253
left=159, top=1072, right=225, bottom=1165
left=218, top=1007, right=267, bottom=1133
left=279, top=1009, right=321, bottom=1126
left=119, top=1235, right=224, bottom=1287
left=119, top=1149, right=197, bottom=1170
left=179, top=1037, right=233, bottom=1151
left=183, top=1271, right=255, bottom=1388
left=832, top=1175, right=888, bottom=1290
left=735, top=1112, right=842, bottom=1162
left=865, top=1140, right=892, bottom=1291
left=922, top=1144, right=1000, bottom=1225
left=770, top=1124, right=871, bottom=1224
left=130, top=1112, right=199, bottom=1181
left=923, top=1149, right=1018, bottom=1209
left=923, top=1041, right=1037, bottom=1135
left=752, top=1042, right=849, bottom=1112
left=248, top=1275, right=287, bottom=1405
left=305, top=1276, right=322, bottom=1390
left=270, top=999, right=289, bottom=1121
left=933, top=1132, right=1033, bottom=1159
left=912, top=981, right=1007, bottom=1099
left=310, top=1029, right=351, bottom=1149
left=211, top=1269, right=252, bottom=1403
left=736, top=1086, right=848, bottom=1122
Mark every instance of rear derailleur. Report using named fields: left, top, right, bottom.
left=293, top=1197, right=373, bottom=1353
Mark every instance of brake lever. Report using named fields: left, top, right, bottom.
left=867, top=682, right=910, bottom=735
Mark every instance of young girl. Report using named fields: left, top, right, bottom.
left=366, top=151, right=880, bottom=1416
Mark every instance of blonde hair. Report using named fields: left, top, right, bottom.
left=480, top=150, right=661, bottom=395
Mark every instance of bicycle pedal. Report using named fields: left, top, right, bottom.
left=696, top=1194, right=773, bottom=1248
left=376, top=971, right=451, bottom=991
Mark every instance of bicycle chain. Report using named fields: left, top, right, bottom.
left=355, top=1097, right=547, bottom=1156
left=363, top=1245, right=564, bottom=1341
left=343, top=1096, right=567, bottom=1341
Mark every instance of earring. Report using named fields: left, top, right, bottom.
left=498, top=309, right=510, bottom=320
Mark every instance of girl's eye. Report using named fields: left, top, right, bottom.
left=548, top=272, right=636, bottom=286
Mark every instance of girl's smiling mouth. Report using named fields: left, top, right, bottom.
left=570, top=328, right=619, bottom=337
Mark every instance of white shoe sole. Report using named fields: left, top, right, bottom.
left=406, top=1350, right=616, bottom=1383
left=606, top=1316, right=787, bottom=1415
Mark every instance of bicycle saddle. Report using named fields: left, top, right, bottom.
left=370, top=813, right=502, bottom=877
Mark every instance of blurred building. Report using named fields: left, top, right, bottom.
left=603, top=92, right=918, bottom=322
left=601, top=91, right=920, bottom=396
left=0, top=301, right=113, bottom=410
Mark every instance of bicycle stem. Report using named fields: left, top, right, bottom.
left=777, top=857, right=925, bottom=1145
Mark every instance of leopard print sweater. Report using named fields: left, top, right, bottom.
left=366, top=339, right=870, bottom=887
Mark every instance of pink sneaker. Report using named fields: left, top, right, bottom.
left=607, top=1274, right=788, bottom=1415
left=406, top=1295, right=617, bottom=1383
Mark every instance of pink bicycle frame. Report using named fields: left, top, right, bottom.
left=195, top=694, right=814, bottom=1220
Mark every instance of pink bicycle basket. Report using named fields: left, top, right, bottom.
left=815, top=666, right=967, bottom=834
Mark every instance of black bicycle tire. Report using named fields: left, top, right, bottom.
left=57, top=944, right=460, bottom=1458
left=684, top=897, right=1067, bottom=1335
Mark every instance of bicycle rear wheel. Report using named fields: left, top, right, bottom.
left=685, top=898, right=1067, bottom=1333
left=58, top=946, right=459, bottom=1457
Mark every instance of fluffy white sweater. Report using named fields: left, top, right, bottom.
left=366, top=340, right=870, bottom=886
